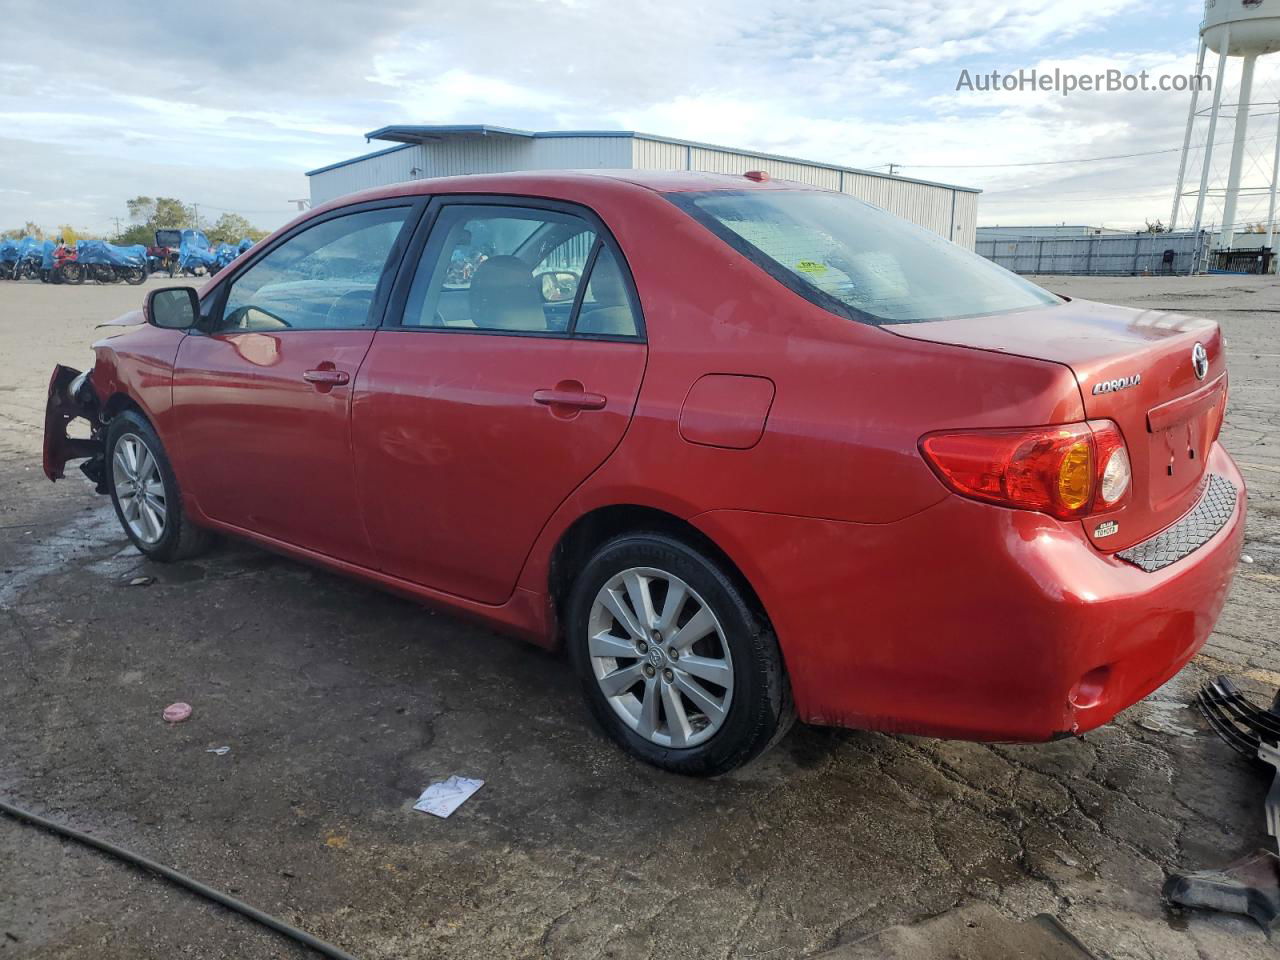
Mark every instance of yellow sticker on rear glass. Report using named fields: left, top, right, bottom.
left=795, top=260, right=826, bottom=274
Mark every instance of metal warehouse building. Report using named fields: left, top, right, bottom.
left=306, top=125, right=981, bottom=248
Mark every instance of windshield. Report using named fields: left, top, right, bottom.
left=671, top=189, right=1059, bottom=324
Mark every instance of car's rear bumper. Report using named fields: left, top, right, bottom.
left=43, top=364, right=106, bottom=489
left=692, top=442, right=1246, bottom=741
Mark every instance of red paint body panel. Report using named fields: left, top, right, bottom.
left=888, top=300, right=1228, bottom=551
left=52, top=170, right=1247, bottom=744
left=172, top=330, right=378, bottom=566
left=679, top=374, right=775, bottom=449
left=691, top=442, right=1244, bottom=738
left=351, top=331, right=646, bottom=602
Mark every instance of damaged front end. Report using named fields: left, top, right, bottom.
left=43, top=364, right=107, bottom=492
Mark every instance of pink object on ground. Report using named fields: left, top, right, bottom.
left=163, top=702, right=192, bottom=723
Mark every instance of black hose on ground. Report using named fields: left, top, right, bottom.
left=0, top=797, right=359, bottom=960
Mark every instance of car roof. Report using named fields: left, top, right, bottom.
left=311, top=168, right=801, bottom=212
left=289, top=169, right=816, bottom=242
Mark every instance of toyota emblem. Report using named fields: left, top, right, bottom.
left=1192, top=342, right=1209, bottom=380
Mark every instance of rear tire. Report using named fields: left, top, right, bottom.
left=567, top=533, right=793, bottom=776
left=106, top=411, right=211, bottom=562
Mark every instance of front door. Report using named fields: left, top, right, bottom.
left=172, top=203, right=416, bottom=566
left=352, top=199, right=648, bottom=603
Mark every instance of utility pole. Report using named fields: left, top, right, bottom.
left=111, top=216, right=122, bottom=237
left=289, top=198, right=312, bottom=211
left=887, top=163, right=900, bottom=176
left=192, top=204, right=200, bottom=230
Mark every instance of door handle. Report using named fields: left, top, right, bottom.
left=303, top=368, right=350, bottom=386
left=533, top=387, right=607, bottom=411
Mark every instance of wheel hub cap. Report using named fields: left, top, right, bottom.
left=587, top=567, right=734, bottom=749
left=112, top=433, right=167, bottom=544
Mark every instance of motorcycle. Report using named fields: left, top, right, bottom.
left=171, top=229, right=218, bottom=277
left=148, top=228, right=182, bottom=275
left=14, top=236, right=45, bottom=281
left=78, top=240, right=147, bottom=285
left=212, top=242, right=239, bottom=271
left=0, top=237, right=17, bottom=280
left=51, top=242, right=84, bottom=284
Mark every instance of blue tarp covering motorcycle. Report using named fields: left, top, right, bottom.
left=12, top=235, right=45, bottom=280
left=78, top=240, right=147, bottom=284
left=213, top=242, right=239, bottom=270
left=174, top=229, right=218, bottom=276
left=0, top=237, right=18, bottom=279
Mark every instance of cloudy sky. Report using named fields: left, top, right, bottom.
left=1, top=0, right=1273, bottom=236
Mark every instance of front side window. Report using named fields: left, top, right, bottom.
left=402, top=206, right=599, bottom=333
left=671, top=190, right=1060, bottom=324
left=219, top=207, right=409, bottom=332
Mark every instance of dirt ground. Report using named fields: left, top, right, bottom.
left=0, top=273, right=1277, bottom=960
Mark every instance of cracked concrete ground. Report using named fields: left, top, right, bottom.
left=0, top=274, right=1277, bottom=959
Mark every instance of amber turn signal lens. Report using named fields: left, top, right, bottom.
left=1057, top=440, right=1093, bottom=511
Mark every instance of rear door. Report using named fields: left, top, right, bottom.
left=351, top=197, right=647, bottom=603
left=172, top=201, right=418, bottom=566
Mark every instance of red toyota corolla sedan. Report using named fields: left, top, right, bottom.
left=43, top=170, right=1245, bottom=774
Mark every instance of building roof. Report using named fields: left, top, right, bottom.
left=304, top=124, right=980, bottom=194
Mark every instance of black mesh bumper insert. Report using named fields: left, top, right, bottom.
left=1116, top=473, right=1240, bottom=573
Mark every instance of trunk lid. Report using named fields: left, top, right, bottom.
left=886, top=298, right=1226, bottom=551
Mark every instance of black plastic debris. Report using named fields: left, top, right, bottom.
left=1173, top=675, right=1280, bottom=931
left=1197, top=675, right=1280, bottom=859
left=1197, top=675, right=1280, bottom=760
left=1164, top=849, right=1280, bottom=930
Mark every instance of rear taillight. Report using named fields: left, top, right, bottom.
left=920, top=420, right=1130, bottom=520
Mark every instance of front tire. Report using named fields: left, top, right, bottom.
left=106, top=411, right=211, bottom=562
left=568, top=533, right=793, bottom=776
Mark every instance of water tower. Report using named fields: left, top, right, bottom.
left=1170, top=0, right=1280, bottom=250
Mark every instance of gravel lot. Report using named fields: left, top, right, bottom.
left=0, top=273, right=1277, bottom=959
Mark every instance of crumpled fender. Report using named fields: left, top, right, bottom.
left=43, top=364, right=106, bottom=490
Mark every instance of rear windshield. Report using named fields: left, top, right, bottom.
left=670, top=189, right=1059, bottom=324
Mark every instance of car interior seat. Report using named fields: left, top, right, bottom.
left=468, top=256, right=547, bottom=331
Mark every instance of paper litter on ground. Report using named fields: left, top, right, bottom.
left=413, top=776, right=484, bottom=818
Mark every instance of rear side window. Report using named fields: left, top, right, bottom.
left=670, top=190, right=1059, bottom=325
left=219, top=207, right=409, bottom=332
left=576, top=247, right=640, bottom=337
left=402, top=206, right=598, bottom=333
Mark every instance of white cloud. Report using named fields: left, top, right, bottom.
left=0, top=0, right=1243, bottom=234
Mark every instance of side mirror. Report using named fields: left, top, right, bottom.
left=146, top=286, right=199, bottom=330
left=536, top=270, right=580, bottom=303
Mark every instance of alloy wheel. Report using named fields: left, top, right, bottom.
left=112, top=433, right=167, bottom=544
left=587, top=567, right=734, bottom=748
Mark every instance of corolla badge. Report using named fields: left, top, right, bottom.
left=1192, top=342, right=1209, bottom=380
left=1092, top=374, right=1142, bottom=395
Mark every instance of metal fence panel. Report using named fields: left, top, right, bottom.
left=976, top=231, right=1210, bottom=276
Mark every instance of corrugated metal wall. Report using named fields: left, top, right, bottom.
left=632, top=137, right=688, bottom=169
left=630, top=136, right=973, bottom=246
left=310, top=137, right=632, bottom=205
left=311, top=134, right=979, bottom=248
left=976, top=231, right=1209, bottom=276
left=952, top=192, right=978, bottom=249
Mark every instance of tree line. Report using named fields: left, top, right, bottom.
left=2, top=196, right=270, bottom=247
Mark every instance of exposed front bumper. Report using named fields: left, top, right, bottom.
left=692, top=442, right=1247, bottom=741
left=43, top=364, right=106, bottom=490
